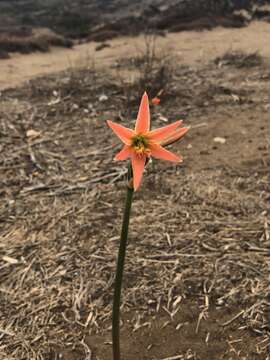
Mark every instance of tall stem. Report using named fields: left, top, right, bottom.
left=112, top=176, right=134, bottom=360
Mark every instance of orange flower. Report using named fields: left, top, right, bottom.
left=151, top=96, right=160, bottom=106
left=107, top=92, right=189, bottom=190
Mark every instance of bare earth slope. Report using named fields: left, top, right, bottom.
left=0, top=0, right=269, bottom=59
left=1, top=21, right=270, bottom=90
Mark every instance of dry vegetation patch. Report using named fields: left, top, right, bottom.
left=0, top=51, right=270, bottom=359
left=0, top=28, right=72, bottom=56
left=214, top=50, right=263, bottom=68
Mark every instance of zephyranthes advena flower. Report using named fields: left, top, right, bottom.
left=151, top=96, right=161, bottom=106
left=107, top=92, right=189, bottom=190
left=108, top=92, right=189, bottom=360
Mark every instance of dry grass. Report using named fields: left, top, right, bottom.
left=0, top=56, right=270, bottom=359
left=114, top=33, right=174, bottom=113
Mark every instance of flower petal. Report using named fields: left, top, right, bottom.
left=148, top=120, right=183, bottom=143
left=114, top=145, right=131, bottom=160
left=150, top=143, right=183, bottom=162
left=131, top=153, right=146, bottom=191
left=160, top=126, right=190, bottom=147
left=135, top=92, right=150, bottom=134
left=107, top=120, right=134, bottom=145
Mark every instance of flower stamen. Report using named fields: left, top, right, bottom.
left=131, top=135, right=151, bottom=157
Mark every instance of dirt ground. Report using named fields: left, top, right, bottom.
left=1, top=21, right=270, bottom=90
left=0, top=22, right=270, bottom=360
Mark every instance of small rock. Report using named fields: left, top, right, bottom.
left=213, top=137, right=226, bottom=144
left=231, top=94, right=240, bottom=102
left=72, top=103, right=79, bottom=110
left=99, top=94, right=108, bottom=102
left=26, top=129, right=41, bottom=139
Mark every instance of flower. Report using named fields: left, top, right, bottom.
left=151, top=96, right=160, bottom=106
left=107, top=92, right=189, bottom=190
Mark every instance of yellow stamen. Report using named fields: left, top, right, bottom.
left=131, top=135, right=151, bottom=157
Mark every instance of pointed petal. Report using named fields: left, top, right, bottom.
left=114, top=145, right=131, bottom=160
left=161, top=126, right=190, bottom=146
left=135, top=92, right=150, bottom=134
left=148, top=120, right=183, bottom=143
left=131, top=154, right=146, bottom=191
left=107, top=120, right=134, bottom=145
left=150, top=143, right=183, bottom=162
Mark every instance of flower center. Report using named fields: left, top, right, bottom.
left=131, top=135, right=150, bottom=156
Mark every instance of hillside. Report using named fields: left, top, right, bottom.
left=1, top=0, right=270, bottom=58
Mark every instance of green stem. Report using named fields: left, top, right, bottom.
left=112, top=173, right=134, bottom=360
